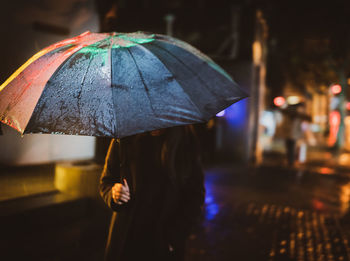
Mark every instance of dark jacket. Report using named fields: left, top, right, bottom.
left=99, top=126, right=205, bottom=261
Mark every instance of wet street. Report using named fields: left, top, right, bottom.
left=186, top=164, right=350, bottom=261
left=2, top=158, right=350, bottom=261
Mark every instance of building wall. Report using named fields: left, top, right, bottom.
left=0, top=125, right=95, bottom=165
left=213, top=9, right=267, bottom=164
left=216, top=61, right=252, bottom=163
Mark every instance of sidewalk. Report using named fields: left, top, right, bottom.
left=263, top=145, right=350, bottom=178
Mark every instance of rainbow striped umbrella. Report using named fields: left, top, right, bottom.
left=0, top=31, right=247, bottom=138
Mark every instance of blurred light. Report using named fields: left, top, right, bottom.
left=330, top=96, right=340, bottom=110
left=216, top=110, right=226, bottom=117
left=344, top=117, right=350, bottom=151
left=312, top=199, right=325, bottom=210
left=330, top=111, right=341, bottom=125
left=310, top=123, right=321, bottom=132
left=340, top=183, right=350, bottom=212
left=328, top=110, right=340, bottom=147
left=225, top=99, right=247, bottom=128
left=274, top=96, right=285, bottom=107
left=287, top=96, right=301, bottom=105
left=206, top=202, right=219, bottom=221
left=346, top=102, right=350, bottom=110
left=253, top=41, right=262, bottom=65
left=339, top=153, right=350, bottom=166
left=260, top=110, right=276, bottom=136
left=314, top=115, right=327, bottom=123
left=331, top=84, right=342, bottom=95
left=318, top=167, right=335, bottom=175
left=204, top=176, right=219, bottom=221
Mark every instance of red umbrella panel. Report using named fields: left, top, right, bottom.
left=0, top=32, right=106, bottom=134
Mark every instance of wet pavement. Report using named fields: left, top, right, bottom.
left=3, top=155, right=350, bottom=260
left=186, top=164, right=350, bottom=261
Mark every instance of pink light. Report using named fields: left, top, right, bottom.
left=328, top=110, right=341, bottom=147
left=346, top=102, right=350, bottom=110
left=274, top=96, right=285, bottom=107
left=331, top=84, right=342, bottom=95
left=330, top=111, right=341, bottom=125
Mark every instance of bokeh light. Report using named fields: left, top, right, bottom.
left=273, top=96, right=285, bottom=107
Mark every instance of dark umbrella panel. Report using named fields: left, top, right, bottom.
left=0, top=31, right=248, bottom=138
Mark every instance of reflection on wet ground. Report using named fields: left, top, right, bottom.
left=3, top=162, right=350, bottom=260
left=186, top=165, right=350, bottom=261
left=0, top=164, right=56, bottom=201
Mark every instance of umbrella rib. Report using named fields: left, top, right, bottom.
left=154, top=34, right=233, bottom=82
left=149, top=42, right=221, bottom=100
left=150, top=42, right=246, bottom=116
left=77, top=55, right=94, bottom=118
left=126, top=48, right=149, bottom=92
left=126, top=48, right=158, bottom=116
left=134, top=44, right=204, bottom=120
left=109, top=36, right=119, bottom=137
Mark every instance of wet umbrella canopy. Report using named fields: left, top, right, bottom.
left=0, top=31, right=247, bottom=138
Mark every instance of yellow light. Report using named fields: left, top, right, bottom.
left=287, top=96, right=301, bottom=105
left=339, top=153, right=350, bottom=166
left=253, top=41, right=262, bottom=65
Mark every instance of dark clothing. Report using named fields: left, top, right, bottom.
left=285, top=138, right=297, bottom=167
left=99, top=127, right=205, bottom=261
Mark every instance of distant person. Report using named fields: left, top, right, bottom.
left=276, top=103, right=311, bottom=167
left=99, top=125, right=205, bottom=261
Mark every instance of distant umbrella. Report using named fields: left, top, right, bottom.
left=0, top=31, right=247, bottom=138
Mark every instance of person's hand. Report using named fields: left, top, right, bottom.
left=112, top=179, right=130, bottom=205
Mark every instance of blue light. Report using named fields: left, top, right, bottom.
left=224, top=99, right=247, bottom=128
left=205, top=195, right=214, bottom=204
left=205, top=202, right=219, bottom=221
left=204, top=187, right=219, bottom=221
left=216, top=110, right=226, bottom=117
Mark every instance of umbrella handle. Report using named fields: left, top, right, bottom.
left=117, top=138, right=125, bottom=183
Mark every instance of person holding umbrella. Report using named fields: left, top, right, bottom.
left=0, top=31, right=247, bottom=260
left=99, top=125, right=205, bottom=261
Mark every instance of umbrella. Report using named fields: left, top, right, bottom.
left=0, top=31, right=248, bottom=138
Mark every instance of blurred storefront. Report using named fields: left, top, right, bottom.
left=262, top=80, right=350, bottom=167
